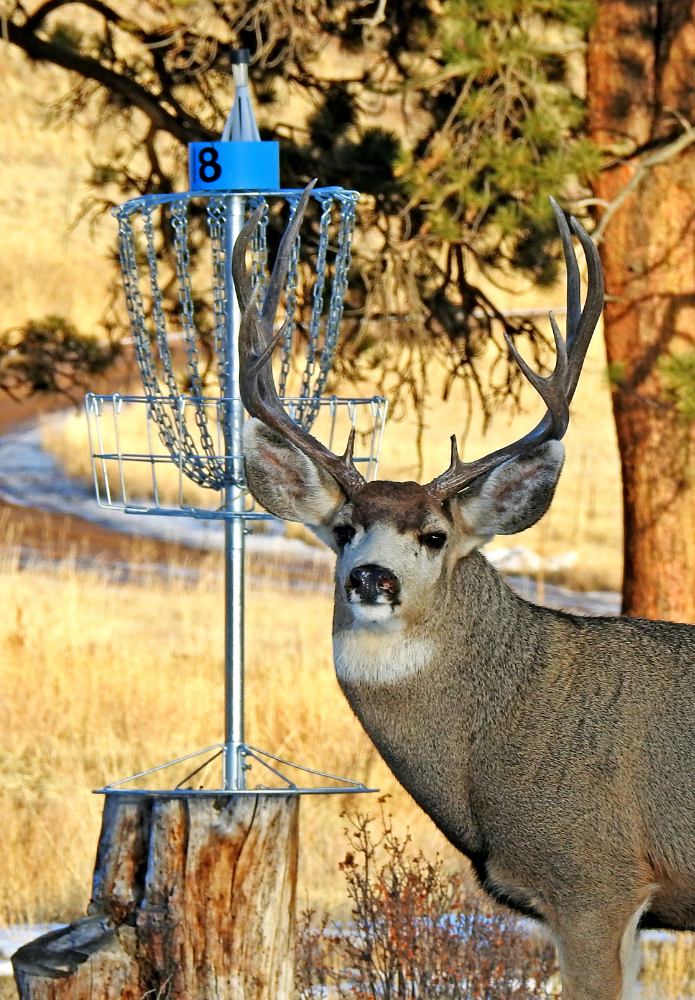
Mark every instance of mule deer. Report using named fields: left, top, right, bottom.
left=234, top=185, right=695, bottom=1000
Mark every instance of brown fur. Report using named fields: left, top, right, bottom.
left=337, top=551, right=695, bottom=998
left=349, top=480, right=450, bottom=532
left=242, top=418, right=688, bottom=999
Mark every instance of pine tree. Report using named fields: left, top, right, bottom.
left=4, top=0, right=600, bottom=435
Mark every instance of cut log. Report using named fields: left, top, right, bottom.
left=13, top=793, right=299, bottom=1000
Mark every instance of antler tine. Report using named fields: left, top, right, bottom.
left=262, top=180, right=317, bottom=327
left=232, top=204, right=265, bottom=312
left=550, top=197, right=581, bottom=345
left=504, top=311, right=569, bottom=439
left=235, top=182, right=367, bottom=500
left=564, top=217, right=604, bottom=404
left=424, top=207, right=604, bottom=503
left=547, top=201, right=604, bottom=406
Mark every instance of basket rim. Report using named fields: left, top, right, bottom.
left=112, top=186, right=360, bottom=219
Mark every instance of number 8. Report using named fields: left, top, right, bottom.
left=199, top=147, right=222, bottom=183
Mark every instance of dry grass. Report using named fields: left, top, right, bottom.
left=0, top=48, right=115, bottom=334
left=0, top=547, right=459, bottom=928
left=0, top=981, right=17, bottom=1000
left=3, top=550, right=693, bottom=995
left=641, top=934, right=695, bottom=998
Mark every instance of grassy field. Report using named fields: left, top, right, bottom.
left=0, top=49, right=114, bottom=334
left=0, top=542, right=692, bottom=998
left=0, top=546, right=464, bottom=928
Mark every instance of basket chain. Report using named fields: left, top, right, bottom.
left=117, top=206, right=225, bottom=489
left=114, top=188, right=358, bottom=487
left=116, top=214, right=186, bottom=477
left=306, top=191, right=358, bottom=425
left=249, top=196, right=269, bottom=299
left=170, top=201, right=220, bottom=466
left=294, top=193, right=333, bottom=426
left=208, top=196, right=230, bottom=385
left=143, top=206, right=212, bottom=481
left=278, top=193, right=302, bottom=402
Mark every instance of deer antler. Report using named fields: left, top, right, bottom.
left=233, top=181, right=367, bottom=499
left=423, top=199, right=604, bottom=502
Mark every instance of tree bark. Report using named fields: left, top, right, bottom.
left=12, top=793, right=299, bottom=1000
left=587, top=0, right=695, bottom=621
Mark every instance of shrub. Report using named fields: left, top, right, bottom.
left=0, top=315, right=118, bottom=398
left=296, top=803, right=559, bottom=999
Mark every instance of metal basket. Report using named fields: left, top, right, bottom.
left=114, top=186, right=359, bottom=455
left=86, top=393, right=387, bottom=519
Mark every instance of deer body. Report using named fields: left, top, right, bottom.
left=335, top=547, right=695, bottom=998
left=338, top=549, right=695, bottom=928
left=233, top=185, right=692, bottom=998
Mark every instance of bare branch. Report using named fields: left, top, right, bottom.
left=24, top=0, right=121, bottom=31
left=593, top=122, right=695, bottom=245
left=354, top=0, right=388, bottom=28
left=5, top=17, right=216, bottom=145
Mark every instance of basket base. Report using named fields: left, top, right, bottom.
left=94, top=742, right=377, bottom=796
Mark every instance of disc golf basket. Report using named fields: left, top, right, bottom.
left=85, top=61, right=387, bottom=798
left=10, top=50, right=388, bottom=1000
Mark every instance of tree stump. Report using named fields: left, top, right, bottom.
left=13, top=793, right=299, bottom=1000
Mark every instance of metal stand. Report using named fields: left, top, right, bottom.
left=224, top=193, right=247, bottom=791
left=88, top=184, right=387, bottom=796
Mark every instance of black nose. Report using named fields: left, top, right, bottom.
left=347, top=564, right=401, bottom=604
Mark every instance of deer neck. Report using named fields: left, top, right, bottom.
left=334, top=553, right=548, bottom=854
left=333, top=551, right=548, bottom=849
left=333, top=549, right=541, bottom=702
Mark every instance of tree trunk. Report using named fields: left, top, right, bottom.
left=13, top=793, right=299, bottom=1000
left=587, top=0, right=695, bottom=621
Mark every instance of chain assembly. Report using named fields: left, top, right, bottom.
left=112, top=187, right=359, bottom=491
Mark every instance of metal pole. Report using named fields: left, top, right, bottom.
left=223, top=193, right=247, bottom=791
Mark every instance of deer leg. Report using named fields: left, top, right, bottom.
left=553, top=895, right=651, bottom=1000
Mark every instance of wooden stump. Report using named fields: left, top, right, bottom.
left=13, top=793, right=299, bottom=1000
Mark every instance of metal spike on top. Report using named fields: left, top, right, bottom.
left=222, top=48, right=260, bottom=142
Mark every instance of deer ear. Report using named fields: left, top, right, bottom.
left=242, top=418, right=346, bottom=524
left=454, top=440, right=565, bottom=538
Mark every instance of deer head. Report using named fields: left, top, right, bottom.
left=234, top=184, right=604, bottom=642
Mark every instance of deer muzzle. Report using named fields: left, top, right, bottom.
left=346, top=564, right=401, bottom=606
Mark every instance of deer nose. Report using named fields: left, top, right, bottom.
left=347, top=564, right=401, bottom=604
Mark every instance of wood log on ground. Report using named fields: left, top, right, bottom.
left=13, top=792, right=299, bottom=1000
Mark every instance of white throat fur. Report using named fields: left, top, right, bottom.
left=333, top=624, right=434, bottom=684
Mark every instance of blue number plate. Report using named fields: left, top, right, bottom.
left=189, top=141, right=280, bottom=191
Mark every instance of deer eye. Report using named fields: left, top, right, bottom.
left=419, top=531, right=447, bottom=550
left=334, top=525, right=356, bottom=548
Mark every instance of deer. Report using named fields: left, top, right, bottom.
left=233, top=183, right=695, bottom=1000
